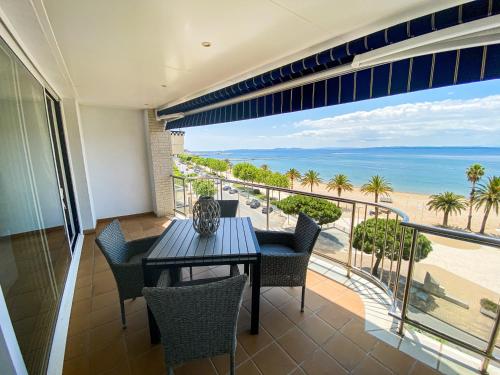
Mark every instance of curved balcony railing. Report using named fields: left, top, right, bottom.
left=171, top=173, right=500, bottom=372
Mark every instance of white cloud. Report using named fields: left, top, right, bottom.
left=282, top=95, right=500, bottom=146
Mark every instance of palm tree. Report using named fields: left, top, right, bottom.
left=360, top=175, right=393, bottom=203
left=224, top=158, right=232, bottom=178
left=474, top=176, right=500, bottom=234
left=285, top=168, right=301, bottom=189
left=301, top=170, right=322, bottom=192
left=427, top=192, right=467, bottom=227
left=465, top=164, right=485, bottom=230
left=327, top=174, right=353, bottom=197
left=260, top=164, right=269, bottom=171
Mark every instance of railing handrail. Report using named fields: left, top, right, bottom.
left=172, top=174, right=410, bottom=222
left=400, top=221, right=500, bottom=248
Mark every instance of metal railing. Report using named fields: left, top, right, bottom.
left=171, top=173, right=500, bottom=372
left=396, top=222, right=500, bottom=373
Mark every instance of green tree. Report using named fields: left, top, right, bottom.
left=474, top=176, right=500, bottom=234
left=285, top=168, right=301, bottom=189
left=301, top=170, right=322, bottom=192
left=427, top=192, right=467, bottom=227
left=233, top=162, right=258, bottom=182
left=276, top=195, right=341, bottom=226
left=353, top=218, right=432, bottom=276
left=192, top=179, right=216, bottom=197
left=465, top=164, right=485, bottom=230
left=327, top=174, right=353, bottom=197
left=361, top=175, right=393, bottom=203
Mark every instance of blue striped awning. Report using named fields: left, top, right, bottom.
left=160, top=0, right=500, bottom=129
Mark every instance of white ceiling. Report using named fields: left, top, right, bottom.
left=0, top=0, right=467, bottom=109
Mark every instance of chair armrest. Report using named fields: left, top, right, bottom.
left=127, top=235, right=159, bottom=258
left=255, top=230, right=295, bottom=247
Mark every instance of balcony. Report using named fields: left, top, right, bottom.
left=63, top=173, right=500, bottom=375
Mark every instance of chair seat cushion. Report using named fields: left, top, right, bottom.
left=260, top=243, right=296, bottom=255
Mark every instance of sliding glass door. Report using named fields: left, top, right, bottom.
left=0, top=36, right=76, bottom=373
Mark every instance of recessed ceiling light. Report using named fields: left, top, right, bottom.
left=144, top=103, right=149, bottom=106
left=161, top=84, right=167, bottom=88
left=201, top=41, right=212, bottom=47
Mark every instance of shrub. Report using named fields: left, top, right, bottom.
left=276, top=195, right=341, bottom=226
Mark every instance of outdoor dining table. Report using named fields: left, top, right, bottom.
left=142, top=217, right=261, bottom=344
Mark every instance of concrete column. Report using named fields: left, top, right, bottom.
left=144, top=110, right=174, bottom=217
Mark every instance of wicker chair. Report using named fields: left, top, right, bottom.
left=255, top=212, right=321, bottom=311
left=95, top=219, right=159, bottom=327
left=143, top=266, right=246, bottom=375
left=216, top=199, right=239, bottom=217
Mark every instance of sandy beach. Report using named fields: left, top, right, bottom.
left=286, top=180, right=500, bottom=236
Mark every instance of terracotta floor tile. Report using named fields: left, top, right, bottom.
left=300, top=290, right=330, bottom=312
left=174, top=358, right=217, bottom=375
left=305, top=271, right=329, bottom=287
left=298, top=315, right=336, bottom=345
left=67, top=315, right=90, bottom=337
left=278, top=300, right=313, bottom=324
left=98, top=360, right=132, bottom=375
left=281, top=286, right=303, bottom=298
left=124, top=297, right=147, bottom=315
left=130, top=346, right=166, bottom=375
left=124, top=308, right=149, bottom=333
left=211, top=343, right=248, bottom=375
left=262, top=287, right=294, bottom=308
left=71, top=298, right=92, bottom=318
left=242, top=295, right=275, bottom=316
left=253, top=342, right=296, bottom=375
left=89, top=319, right=124, bottom=352
left=123, top=327, right=156, bottom=359
left=75, top=275, right=92, bottom=289
left=332, top=293, right=365, bottom=319
left=89, top=339, right=128, bottom=374
left=371, top=341, right=416, bottom=374
left=323, top=333, right=367, bottom=371
left=235, top=360, right=261, bottom=375
left=73, top=286, right=92, bottom=303
left=300, top=349, right=347, bottom=375
left=92, top=290, right=120, bottom=312
left=340, top=318, right=378, bottom=352
left=277, top=327, right=318, bottom=364
left=63, top=355, right=90, bottom=375
left=65, top=331, right=90, bottom=360
left=90, top=303, right=121, bottom=328
left=237, top=327, right=273, bottom=356
left=316, top=304, right=354, bottom=330
left=352, top=355, right=392, bottom=375
left=260, top=307, right=294, bottom=338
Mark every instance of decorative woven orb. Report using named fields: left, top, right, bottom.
left=192, top=196, right=221, bottom=236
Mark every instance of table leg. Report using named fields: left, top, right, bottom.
left=143, top=265, right=163, bottom=344
left=250, top=260, right=261, bottom=334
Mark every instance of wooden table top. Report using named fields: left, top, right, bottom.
left=144, top=217, right=260, bottom=266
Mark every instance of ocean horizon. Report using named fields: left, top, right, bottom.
left=193, top=146, right=500, bottom=195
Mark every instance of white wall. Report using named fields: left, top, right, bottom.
left=79, top=105, right=152, bottom=219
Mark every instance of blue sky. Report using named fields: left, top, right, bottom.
left=183, top=80, right=500, bottom=151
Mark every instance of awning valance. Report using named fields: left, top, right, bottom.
left=160, top=0, right=500, bottom=129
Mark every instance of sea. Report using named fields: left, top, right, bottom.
left=194, top=147, right=500, bottom=195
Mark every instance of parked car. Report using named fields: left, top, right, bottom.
left=250, top=200, right=261, bottom=209
left=246, top=199, right=252, bottom=205
left=380, top=196, right=393, bottom=203
left=261, top=206, right=273, bottom=214
left=229, top=188, right=238, bottom=194
left=222, top=185, right=231, bottom=191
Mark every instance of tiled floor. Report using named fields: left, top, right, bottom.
left=63, top=214, right=443, bottom=375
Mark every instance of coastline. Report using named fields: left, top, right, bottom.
left=288, top=180, right=499, bottom=235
